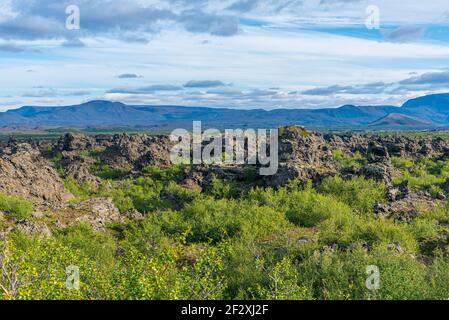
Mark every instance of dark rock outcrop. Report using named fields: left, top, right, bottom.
left=56, top=133, right=97, bottom=152
left=0, top=142, right=73, bottom=206
left=59, top=154, right=101, bottom=189
left=101, top=134, right=173, bottom=170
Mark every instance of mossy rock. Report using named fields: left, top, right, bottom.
left=279, top=125, right=310, bottom=138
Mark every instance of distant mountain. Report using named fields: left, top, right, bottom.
left=0, top=112, right=29, bottom=126
left=368, top=113, right=432, bottom=129
left=399, top=93, right=449, bottom=125
left=1, top=93, right=449, bottom=131
left=6, top=101, right=153, bottom=127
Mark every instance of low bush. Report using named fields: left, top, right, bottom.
left=332, top=150, right=367, bottom=169
left=2, top=153, right=449, bottom=300
left=91, top=165, right=129, bottom=180
left=318, top=176, right=386, bottom=214
left=285, top=188, right=353, bottom=227
left=0, top=193, right=33, bottom=220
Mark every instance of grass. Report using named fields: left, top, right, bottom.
left=391, top=156, right=449, bottom=196
left=91, top=165, right=129, bottom=180
left=0, top=193, right=33, bottom=220
left=332, top=150, right=367, bottom=169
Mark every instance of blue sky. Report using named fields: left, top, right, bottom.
left=1, top=0, right=449, bottom=111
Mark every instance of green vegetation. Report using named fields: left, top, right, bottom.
left=278, top=125, right=310, bottom=137
left=91, top=165, right=129, bottom=180
left=0, top=194, right=33, bottom=220
left=400, top=130, right=449, bottom=140
left=79, top=148, right=105, bottom=158
left=0, top=128, right=165, bottom=141
left=1, top=155, right=449, bottom=300
left=391, top=156, right=449, bottom=197
left=332, top=150, right=367, bottom=170
left=64, top=177, right=93, bottom=201
left=318, top=176, right=386, bottom=214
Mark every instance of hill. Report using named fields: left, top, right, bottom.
left=368, top=113, right=432, bottom=129
left=1, top=93, right=449, bottom=130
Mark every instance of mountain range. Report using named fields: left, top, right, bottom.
left=1, top=93, right=449, bottom=131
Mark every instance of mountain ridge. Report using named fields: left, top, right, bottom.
left=368, top=113, right=432, bottom=129
left=2, top=93, right=449, bottom=130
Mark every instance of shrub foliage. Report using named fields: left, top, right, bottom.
left=1, top=157, right=449, bottom=300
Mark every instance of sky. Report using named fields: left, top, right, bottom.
left=1, top=0, right=449, bottom=111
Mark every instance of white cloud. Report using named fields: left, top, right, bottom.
left=0, top=0, right=17, bottom=24
left=2, top=0, right=449, bottom=110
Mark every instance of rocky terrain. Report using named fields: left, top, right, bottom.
left=0, top=140, right=73, bottom=206
left=1, top=126, right=448, bottom=238
left=1, top=127, right=449, bottom=300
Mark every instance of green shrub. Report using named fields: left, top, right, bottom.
left=0, top=237, right=113, bottom=300
left=54, top=224, right=116, bottom=268
left=318, top=210, right=361, bottom=246
left=318, top=176, right=386, bottom=214
left=122, top=216, right=165, bottom=255
left=285, top=187, right=353, bottom=227
left=97, top=177, right=166, bottom=213
left=297, top=245, right=429, bottom=300
left=332, top=150, right=367, bottom=169
left=391, top=157, right=449, bottom=193
left=407, top=214, right=442, bottom=241
left=155, top=196, right=291, bottom=244
left=318, top=211, right=418, bottom=253
left=297, top=246, right=369, bottom=299
left=2, top=159, right=449, bottom=300
left=91, top=165, right=129, bottom=180
left=208, top=175, right=239, bottom=199
left=142, top=165, right=184, bottom=182
left=0, top=193, right=33, bottom=220
left=243, top=166, right=258, bottom=182
left=249, top=258, right=313, bottom=300
left=159, top=198, right=241, bottom=243
left=391, top=157, right=414, bottom=171
left=353, top=219, right=418, bottom=253
left=369, top=247, right=428, bottom=300
left=427, top=254, right=449, bottom=299
left=64, top=177, right=92, bottom=200
left=247, top=186, right=289, bottom=209
left=49, top=152, right=62, bottom=164
left=80, top=148, right=105, bottom=158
